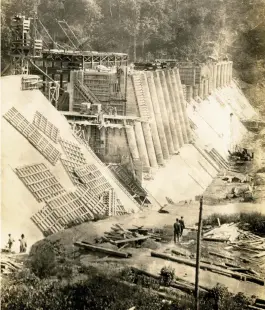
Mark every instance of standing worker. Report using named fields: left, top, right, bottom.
left=179, top=216, right=185, bottom=237
left=19, top=234, right=27, bottom=253
left=7, top=234, right=15, bottom=252
left=173, top=218, right=181, bottom=243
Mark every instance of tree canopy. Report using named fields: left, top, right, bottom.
left=1, top=0, right=265, bottom=80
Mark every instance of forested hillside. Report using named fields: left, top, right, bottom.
left=1, top=0, right=265, bottom=85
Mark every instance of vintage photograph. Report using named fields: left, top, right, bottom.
left=1, top=0, right=265, bottom=309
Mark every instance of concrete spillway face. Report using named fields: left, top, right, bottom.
left=134, top=120, right=151, bottom=171
left=145, top=72, right=170, bottom=160
left=153, top=71, right=175, bottom=155
left=166, top=70, right=185, bottom=147
left=141, top=73, right=164, bottom=166
left=173, top=68, right=192, bottom=143
left=141, top=122, right=158, bottom=168
left=125, top=125, right=140, bottom=160
left=159, top=70, right=180, bottom=151
left=169, top=69, right=188, bottom=144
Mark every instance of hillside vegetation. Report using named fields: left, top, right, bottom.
left=1, top=0, right=265, bottom=83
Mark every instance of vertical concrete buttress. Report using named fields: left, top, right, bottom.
left=134, top=121, right=150, bottom=170
left=170, top=69, right=188, bottom=143
left=84, top=125, right=91, bottom=142
left=205, top=79, right=209, bottom=98
left=193, top=85, right=199, bottom=98
left=208, top=64, right=213, bottom=94
left=224, top=63, right=228, bottom=86
left=221, top=63, right=224, bottom=87
left=153, top=71, right=175, bottom=154
left=186, top=85, right=193, bottom=103
left=213, top=64, right=217, bottom=90
left=223, top=63, right=228, bottom=85
left=146, top=72, right=170, bottom=160
left=141, top=122, right=158, bottom=168
left=229, top=61, right=233, bottom=83
left=165, top=70, right=185, bottom=147
left=125, top=125, right=140, bottom=160
left=141, top=73, right=164, bottom=165
left=217, top=64, right=221, bottom=88
left=159, top=71, right=180, bottom=151
left=174, top=68, right=192, bottom=142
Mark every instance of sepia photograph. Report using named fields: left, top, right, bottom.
left=1, top=0, right=265, bottom=309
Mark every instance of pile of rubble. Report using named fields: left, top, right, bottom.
left=1, top=255, right=23, bottom=275
left=95, top=224, right=162, bottom=246
left=202, top=223, right=265, bottom=265
left=74, top=224, right=163, bottom=258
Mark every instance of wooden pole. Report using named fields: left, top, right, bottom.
left=195, top=196, right=203, bottom=310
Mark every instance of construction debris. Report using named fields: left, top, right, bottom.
left=74, top=241, right=132, bottom=258
left=1, top=256, right=23, bottom=275
left=95, top=224, right=163, bottom=247
left=228, top=147, right=254, bottom=162
left=150, top=251, right=265, bottom=286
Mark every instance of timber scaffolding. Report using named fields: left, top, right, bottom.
left=178, top=61, right=233, bottom=102
left=64, top=61, right=233, bottom=174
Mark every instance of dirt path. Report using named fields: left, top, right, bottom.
left=49, top=201, right=265, bottom=249
left=129, top=247, right=265, bottom=299
left=67, top=201, right=265, bottom=299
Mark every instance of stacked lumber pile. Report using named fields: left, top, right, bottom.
left=1, top=256, right=23, bottom=275
left=231, top=233, right=265, bottom=264
left=95, top=224, right=161, bottom=247
left=198, top=223, right=265, bottom=272
left=202, top=223, right=265, bottom=243
left=203, top=223, right=241, bottom=242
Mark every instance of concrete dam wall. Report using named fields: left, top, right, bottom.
left=1, top=75, right=142, bottom=247
left=1, top=62, right=258, bottom=247
left=123, top=63, right=257, bottom=205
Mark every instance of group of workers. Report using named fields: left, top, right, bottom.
left=7, top=233, right=27, bottom=253
left=173, top=217, right=185, bottom=243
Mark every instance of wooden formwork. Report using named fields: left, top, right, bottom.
left=33, top=111, right=60, bottom=143
left=59, top=138, right=87, bottom=164
left=15, top=163, right=66, bottom=202
left=83, top=72, right=111, bottom=102
left=60, top=158, right=84, bottom=185
left=3, top=107, right=61, bottom=165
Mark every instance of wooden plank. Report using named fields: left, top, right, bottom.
left=74, top=242, right=132, bottom=258
left=114, top=236, right=149, bottom=245
left=209, top=251, right=233, bottom=260
left=33, top=111, right=60, bottom=143
left=59, top=138, right=86, bottom=164
left=151, top=252, right=265, bottom=285
left=16, top=163, right=66, bottom=202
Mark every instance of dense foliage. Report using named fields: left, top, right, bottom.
left=1, top=266, right=251, bottom=310
left=1, top=0, right=265, bottom=77
left=203, top=212, right=265, bottom=235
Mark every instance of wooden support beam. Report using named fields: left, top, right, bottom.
left=150, top=251, right=265, bottom=286
left=209, top=251, right=233, bottom=260
left=202, top=237, right=229, bottom=243
left=74, top=242, right=132, bottom=258
left=114, top=235, right=149, bottom=245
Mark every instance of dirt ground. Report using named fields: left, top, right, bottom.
left=42, top=201, right=265, bottom=299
